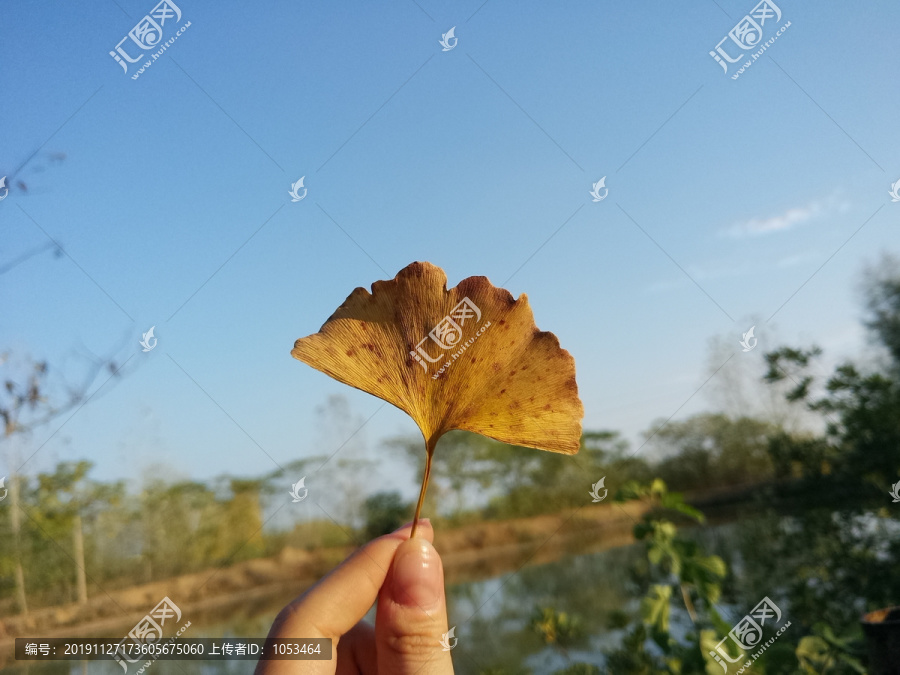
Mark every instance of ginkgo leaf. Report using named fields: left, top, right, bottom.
left=291, top=261, right=584, bottom=534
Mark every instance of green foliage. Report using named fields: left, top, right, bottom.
left=764, top=346, right=823, bottom=402
left=862, top=252, right=900, bottom=367
left=606, top=480, right=729, bottom=675
left=762, top=257, right=900, bottom=491
left=641, top=585, right=672, bottom=633
left=388, top=428, right=655, bottom=521
left=0, top=464, right=277, bottom=609
left=608, top=608, right=631, bottom=630
left=736, top=506, right=900, bottom=642
left=283, top=518, right=354, bottom=551
left=765, top=430, right=834, bottom=479
left=388, top=430, right=504, bottom=517
left=485, top=430, right=653, bottom=519
left=531, top=606, right=583, bottom=648
left=645, top=414, right=778, bottom=491
left=386, top=409, right=785, bottom=529
left=362, top=491, right=408, bottom=540
left=796, top=623, right=866, bottom=674
left=618, top=480, right=723, bottom=605
left=551, top=664, right=602, bottom=675
left=766, top=346, right=900, bottom=485
left=604, top=624, right=668, bottom=674
left=139, top=479, right=219, bottom=575
left=10, top=461, right=124, bottom=604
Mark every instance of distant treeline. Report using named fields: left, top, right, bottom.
left=2, top=254, right=898, bottom=618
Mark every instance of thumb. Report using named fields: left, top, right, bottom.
left=376, top=537, right=454, bottom=674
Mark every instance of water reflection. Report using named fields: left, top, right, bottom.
left=445, top=544, right=641, bottom=674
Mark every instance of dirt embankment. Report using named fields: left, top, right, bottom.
left=0, top=500, right=649, bottom=652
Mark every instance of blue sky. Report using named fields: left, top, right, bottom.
left=2, top=0, right=898, bottom=501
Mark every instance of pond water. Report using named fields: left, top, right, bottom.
left=7, top=542, right=644, bottom=675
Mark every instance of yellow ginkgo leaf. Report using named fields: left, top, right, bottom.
left=292, top=261, right=583, bottom=535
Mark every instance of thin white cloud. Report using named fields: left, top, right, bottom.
left=722, top=194, right=849, bottom=238
left=645, top=262, right=754, bottom=293
left=776, top=250, right=820, bottom=268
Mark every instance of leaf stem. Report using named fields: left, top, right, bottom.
left=680, top=583, right=698, bottom=624
left=410, top=437, right=436, bottom=538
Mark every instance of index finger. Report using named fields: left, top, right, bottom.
left=255, top=520, right=434, bottom=675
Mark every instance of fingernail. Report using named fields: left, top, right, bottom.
left=391, top=539, right=442, bottom=609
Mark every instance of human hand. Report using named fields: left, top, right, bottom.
left=255, top=519, right=455, bottom=674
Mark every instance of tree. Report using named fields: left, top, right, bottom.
left=644, top=413, right=777, bottom=490
left=29, top=461, right=123, bottom=603
left=485, top=430, right=642, bottom=519
left=139, top=478, right=217, bottom=577
left=388, top=430, right=504, bottom=518
left=362, top=491, right=408, bottom=540
left=862, top=253, right=900, bottom=369
left=218, top=479, right=265, bottom=561
left=0, top=148, right=129, bottom=612
left=1, top=352, right=125, bottom=613
left=702, top=327, right=813, bottom=432
left=763, top=255, right=900, bottom=490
